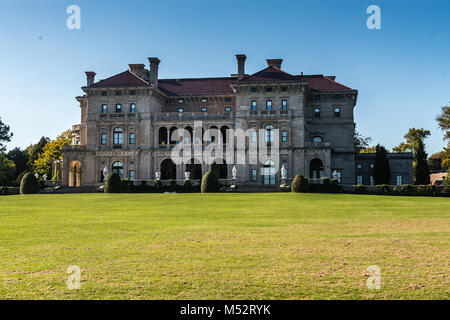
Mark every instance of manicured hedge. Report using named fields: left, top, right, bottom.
left=104, top=173, right=122, bottom=193
left=291, top=174, right=309, bottom=193
left=201, top=171, right=220, bottom=193
left=20, top=173, right=40, bottom=194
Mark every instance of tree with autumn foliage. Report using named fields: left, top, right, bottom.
left=34, top=130, right=71, bottom=178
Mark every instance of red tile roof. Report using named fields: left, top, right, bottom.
left=86, top=68, right=354, bottom=95
left=158, top=78, right=236, bottom=96
left=89, top=70, right=149, bottom=88
left=298, top=75, right=353, bottom=92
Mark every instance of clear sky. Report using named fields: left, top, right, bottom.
left=0, top=0, right=449, bottom=154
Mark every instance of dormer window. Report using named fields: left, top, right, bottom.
left=116, top=104, right=122, bottom=113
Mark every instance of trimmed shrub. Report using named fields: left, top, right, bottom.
left=353, top=185, right=366, bottom=194
left=154, top=179, right=162, bottom=189
left=331, top=178, right=341, bottom=193
left=201, top=170, right=220, bottom=193
left=104, top=173, right=121, bottom=193
left=120, top=179, right=132, bottom=193
left=20, top=173, right=40, bottom=194
left=0, top=186, right=10, bottom=195
left=291, top=174, right=309, bottom=193
left=184, top=179, right=192, bottom=188
left=377, top=184, right=390, bottom=194
left=321, top=177, right=332, bottom=193
left=401, top=184, right=415, bottom=195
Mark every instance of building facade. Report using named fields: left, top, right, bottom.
left=62, top=54, right=411, bottom=187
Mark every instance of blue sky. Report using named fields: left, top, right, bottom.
left=0, top=0, right=449, bottom=154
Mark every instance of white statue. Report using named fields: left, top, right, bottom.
left=34, top=173, right=39, bottom=179
left=232, top=165, right=237, bottom=180
left=155, top=171, right=161, bottom=180
left=332, top=170, right=339, bottom=180
left=185, top=171, right=190, bottom=180
left=103, top=166, right=109, bottom=178
left=281, top=165, right=287, bottom=180
left=43, top=174, right=48, bottom=181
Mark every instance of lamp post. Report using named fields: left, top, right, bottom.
left=34, top=173, right=39, bottom=180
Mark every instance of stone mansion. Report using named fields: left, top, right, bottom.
left=62, top=54, right=413, bottom=187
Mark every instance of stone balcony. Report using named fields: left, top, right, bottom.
left=152, top=112, right=234, bottom=121
left=97, top=113, right=138, bottom=120
left=304, top=141, right=332, bottom=149
left=248, top=109, right=291, bottom=118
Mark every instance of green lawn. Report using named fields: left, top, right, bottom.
left=0, top=193, right=448, bottom=300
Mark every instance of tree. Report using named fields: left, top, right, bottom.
left=360, top=146, right=377, bottom=153
left=34, top=130, right=71, bottom=177
left=0, top=117, right=13, bottom=152
left=374, top=145, right=391, bottom=185
left=393, top=128, right=431, bottom=154
left=20, top=172, right=40, bottom=194
left=414, top=140, right=430, bottom=185
left=428, top=151, right=448, bottom=172
left=0, top=153, right=15, bottom=186
left=6, top=147, right=30, bottom=180
left=354, top=128, right=373, bottom=152
left=104, top=173, right=121, bottom=193
left=436, top=105, right=450, bottom=141
left=25, top=136, right=50, bottom=170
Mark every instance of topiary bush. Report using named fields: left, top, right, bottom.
left=201, top=170, right=220, bottom=193
left=20, top=173, right=40, bottom=194
left=120, top=179, right=132, bottom=193
left=104, top=173, right=121, bottom=193
left=184, top=179, right=192, bottom=188
left=291, top=174, right=309, bottom=193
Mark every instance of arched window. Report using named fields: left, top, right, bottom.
left=113, top=128, right=123, bottom=145
left=265, top=125, right=274, bottom=143
left=309, top=158, right=324, bottom=179
left=313, top=136, right=323, bottom=143
left=112, top=161, right=123, bottom=178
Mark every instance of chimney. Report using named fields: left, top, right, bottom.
left=85, top=71, right=96, bottom=86
left=266, top=59, right=283, bottom=69
left=148, top=57, right=161, bottom=88
left=235, top=54, right=246, bottom=81
left=129, top=64, right=145, bottom=79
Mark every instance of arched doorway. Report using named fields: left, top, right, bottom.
left=309, top=158, right=324, bottom=179
left=112, top=161, right=124, bottom=179
left=221, top=126, right=229, bottom=144
left=186, top=158, right=202, bottom=180
left=69, top=161, right=82, bottom=187
left=263, top=160, right=276, bottom=185
left=161, top=159, right=176, bottom=180
left=212, top=159, right=228, bottom=179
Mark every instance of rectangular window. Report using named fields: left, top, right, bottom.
left=225, top=107, right=231, bottom=112
left=252, top=169, right=257, bottom=182
left=334, top=94, right=341, bottom=100
left=116, top=104, right=122, bottom=113
left=251, top=87, right=257, bottom=92
left=314, top=95, right=321, bottom=101
left=282, top=131, right=288, bottom=142
left=357, top=163, right=362, bottom=169
left=178, top=108, right=184, bottom=113
left=201, top=107, right=207, bottom=112
left=225, top=97, right=231, bottom=102
left=129, top=170, right=135, bottom=181
left=202, top=98, right=208, bottom=103
left=251, top=100, right=257, bottom=111
left=100, top=133, right=107, bottom=145
left=251, top=131, right=257, bottom=143
left=130, top=103, right=136, bottom=113
left=314, top=108, right=320, bottom=118
left=129, top=133, right=135, bottom=144
left=265, top=87, right=272, bottom=92
left=130, top=90, right=136, bottom=96
left=102, top=91, right=108, bottom=96
left=266, top=100, right=272, bottom=110
left=101, top=104, right=107, bottom=114
left=178, top=99, right=184, bottom=103
left=281, top=87, right=287, bottom=92
left=357, top=176, right=363, bottom=185
left=282, top=100, right=287, bottom=110
left=334, top=107, right=341, bottom=117
left=370, top=176, right=375, bottom=186
left=115, top=91, right=122, bottom=96
left=397, top=176, right=403, bottom=186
